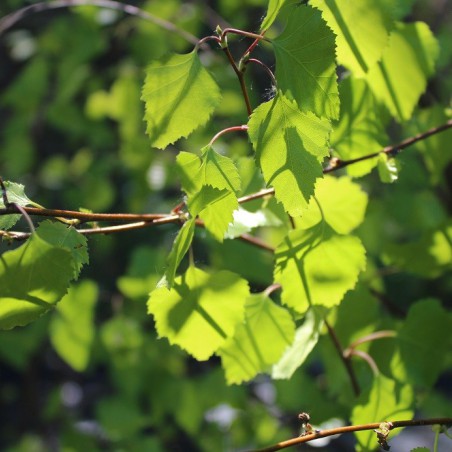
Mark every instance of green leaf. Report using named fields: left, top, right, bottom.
left=189, top=185, right=238, bottom=241
left=405, top=106, right=452, bottom=185
left=248, top=93, right=331, bottom=216
left=0, top=181, right=36, bottom=231
left=34, top=221, right=89, bottom=279
left=141, top=51, right=222, bottom=148
left=330, top=77, right=387, bottom=177
left=274, top=225, right=366, bottom=313
left=225, top=206, right=282, bottom=239
left=272, top=4, right=339, bottom=119
left=378, top=153, right=399, bottom=183
left=383, top=223, right=452, bottom=278
left=177, top=146, right=241, bottom=196
left=164, top=218, right=195, bottom=288
left=219, top=293, right=295, bottom=384
left=391, top=299, right=452, bottom=388
left=351, top=375, right=414, bottom=449
left=177, top=146, right=241, bottom=241
left=311, top=0, right=395, bottom=76
left=272, top=306, right=324, bottom=379
left=365, top=22, right=439, bottom=121
left=49, top=280, right=98, bottom=371
left=0, top=224, right=77, bottom=329
left=148, top=266, right=248, bottom=360
left=260, top=0, right=287, bottom=31
left=298, top=175, right=368, bottom=234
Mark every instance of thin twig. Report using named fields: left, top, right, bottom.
left=348, top=349, right=379, bottom=376
left=250, top=418, right=452, bottom=452
left=344, top=330, right=397, bottom=358
left=324, top=319, right=360, bottom=397
left=324, top=119, right=452, bottom=173
left=0, top=0, right=200, bottom=45
left=264, top=283, right=282, bottom=297
left=209, top=125, right=249, bottom=146
left=239, top=120, right=452, bottom=205
left=0, top=206, right=167, bottom=222
left=222, top=46, right=253, bottom=115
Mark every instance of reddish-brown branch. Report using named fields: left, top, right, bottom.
left=324, top=320, right=361, bottom=397
left=222, top=46, right=253, bottom=116
left=239, top=120, right=452, bottom=205
left=324, top=119, right=452, bottom=173
left=209, top=125, right=249, bottom=146
left=0, top=206, right=168, bottom=222
left=251, top=418, right=452, bottom=452
left=344, top=330, right=397, bottom=358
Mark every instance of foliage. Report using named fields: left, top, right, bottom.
left=0, top=0, right=451, bottom=451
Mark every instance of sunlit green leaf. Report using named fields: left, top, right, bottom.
left=148, top=266, right=248, bottom=360
left=383, top=222, right=452, bottom=278
left=405, top=106, right=452, bottom=185
left=330, top=77, right=387, bottom=177
left=0, top=180, right=37, bottom=231
left=378, top=153, right=399, bottom=183
left=274, top=225, right=366, bottom=313
left=298, top=175, right=368, bottom=234
left=165, top=218, right=195, bottom=287
left=219, top=293, right=295, bottom=384
left=311, top=0, right=395, bottom=76
left=352, top=375, right=414, bottom=449
left=273, top=4, right=339, bottom=119
left=260, top=0, right=287, bottom=31
left=272, top=306, right=324, bottom=379
left=365, top=22, right=439, bottom=121
left=49, top=280, right=98, bottom=371
left=177, top=146, right=241, bottom=241
left=248, top=93, right=330, bottom=216
left=142, top=51, right=222, bottom=148
left=0, top=224, right=77, bottom=329
left=225, top=207, right=282, bottom=239
left=189, top=185, right=238, bottom=241
left=391, top=299, right=452, bottom=388
left=35, top=221, right=88, bottom=279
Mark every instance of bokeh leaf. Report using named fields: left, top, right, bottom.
left=365, top=22, right=439, bottom=121
left=49, top=280, right=98, bottom=371
left=378, top=153, right=399, bottom=183
left=311, top=0, right=395, bottom=76
left=330, top=77, right=387, bottom=177
left=352, top=375, right=414, bottom=449
left=391, top=299, right=452, bottom=388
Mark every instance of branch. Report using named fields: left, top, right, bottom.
left=0, top=206, right=168, bottom=222
left=344, top=330, right=397, bottom=358
left=238, top=120, right=452, bottom=205
left=324, top=320, right=360, bottom=397
left=0, top=0, right=200, bottom=45
left=251, top=418, right=452, bottom=452
left=324, top=119, right=452, bottom=173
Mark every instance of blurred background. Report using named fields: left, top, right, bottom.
left=0, top=1, right=451, bottom=450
